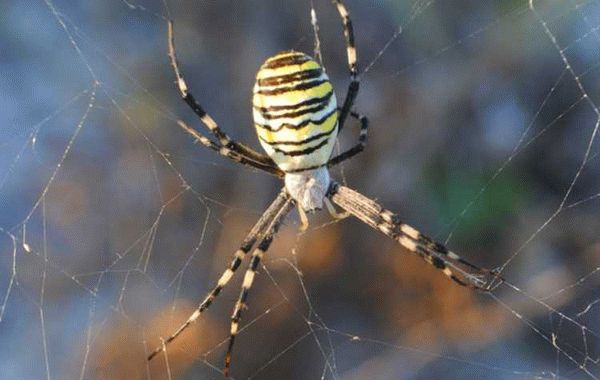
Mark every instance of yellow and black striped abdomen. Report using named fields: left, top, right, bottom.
left=253, top=51, right=338, bottom=172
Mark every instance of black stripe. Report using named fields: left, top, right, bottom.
left=258, top=68, right=322, bottom=87
left=256, top=108, right=337, bottom=132
left=259, top=128, right=335, bottom=146
left=201, top=297, right=213, bottom=310
left=256, top=79, right=328, bottom=96
left=240, top=239, right=256, bottom=252
left=271, top=138, right=330, bottom=157
left=263, top=53, right=309, bottom=69
left=415, top=246, right=432, bottom=260
left=450, top=275, right=468, bottom=286
left=388, top=214, right=402, bottom=225
left=232, top=305, right=243, bottom=319
left=431, top=256, right=445, bottom=269
left=457, top=257, right=482, bottom=270
left=231, top=258, right=242, bottom=271
left=433, top=242, right=449, bottom=255
left=249, top=256, right=261, bottom=271
left=253, top=91, right=333, bottom=112
left=256, top=97, right=333, bottom=120
left=184, top=94, right=207, bottom=117
left=258, top=236, right=272, bottom=250
left=239, top=288, right=250, bottom=303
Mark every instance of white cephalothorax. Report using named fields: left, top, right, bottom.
left=284, top=167, right=330, bottom=211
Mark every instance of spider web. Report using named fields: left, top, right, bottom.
left=2, top=0, right=600, bottom=378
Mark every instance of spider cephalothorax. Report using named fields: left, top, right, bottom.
left=149, top=1, right=501, bottom=377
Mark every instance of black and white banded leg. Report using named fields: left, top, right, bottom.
left=224, top=193, right=294, bottom=376
left=147, top=189, right=292, bottom=361
left=329, top=0, right=367, bottom=167
left=167, top=21, right=281, bottom=174
left=177, top=119, right=284, bottom=177
left=328, top=110, right=368, bottom=167
left=329, top=183, right=503, bottom=291
left=332, top=0, right=360, bottom=129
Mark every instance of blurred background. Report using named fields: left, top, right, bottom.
left=1, top=0, right=600, bottom=378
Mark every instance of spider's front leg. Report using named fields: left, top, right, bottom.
left=167, top=21, right=282, bottom=176
left=332, top=0, right=360, bottom=128
left=176, top=120, right=284, bottom=177
left=328, top=110, right=368, bottom=167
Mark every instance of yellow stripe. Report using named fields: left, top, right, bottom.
left=253, top=81, right=333, bottom=108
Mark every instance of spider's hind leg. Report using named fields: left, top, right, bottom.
left=147, top=189, right=291, bottom=361
left=329, top=183, right=504, bottom=291
left=223, top=191, right=295, bottom=377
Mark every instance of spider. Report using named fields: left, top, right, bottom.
left=148, top=1, right=503, bottom=376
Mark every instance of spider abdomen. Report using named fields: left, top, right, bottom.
left=253, top=51, right=338, bottom=173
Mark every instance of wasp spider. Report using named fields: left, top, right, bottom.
left=148, top=1, right=502, bottom=376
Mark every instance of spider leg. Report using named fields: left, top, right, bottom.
left=177, top=120, right=284, bottom=177
left=223, top=195, right=295, bottom=377
left=297, top=206, right=310, bottom=232
left=147, top=189, right=291, bottom=361
left=167, top=21, right=279, bottom=171
left=324, top=197, right=350, bottom=220
left=328, top=110, right=368, bottom=167
left=328, top=183, right=504, bottom=291
left=332, top=0, right=359, bottom=130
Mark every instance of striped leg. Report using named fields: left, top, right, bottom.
left=177, top=120, right=284, bottom=178
left=328, top=110, right=368, bottom=167
left=332, top=0, right=360, bottom=130
left=223, top=196, right=295, bottom=377
left=147, top=189, right=291, bottom=361
left=167, top=21, right=278, bottom=170
left=328, top=183, right=503, bottom=291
